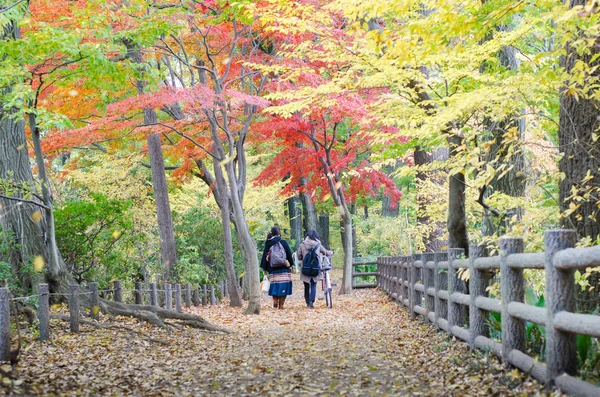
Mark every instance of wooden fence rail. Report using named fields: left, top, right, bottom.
left=0, top=279, right=230, bottom=360
left=372, top=229, right=600, bottom=397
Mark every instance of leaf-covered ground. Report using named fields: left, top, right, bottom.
left=4, top=270, right=562, bottom=396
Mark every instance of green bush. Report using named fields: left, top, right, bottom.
left=173, top=205, right=243, bottom=285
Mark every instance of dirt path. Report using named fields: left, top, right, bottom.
left=8, top=270, right=557, bottom=396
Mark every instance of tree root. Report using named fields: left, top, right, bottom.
left=97, top=299, right=230, bottom=334
left=50, top=314, right=169, bottom=345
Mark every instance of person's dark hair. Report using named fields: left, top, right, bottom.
left=266, top=232, right=273, bottom=240
left=307, top=229, right=319, bottom=241
left=270, top=225, right=281, bottom=237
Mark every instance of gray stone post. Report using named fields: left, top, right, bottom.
left=175, top=284, right=182, bottom=312
left=423, top=252, right=435, bottom=323
left=500, top=237, right=525, bottom=363
left=113, top=280, right=122, bottom=303
left=0, top=288, right=10, bottom=359
left=68, top=284, right=80, bottom=333
left=468, top=244, right=486, bottom=348
left=150, top=283, right=158, bottom=307
left=135, top=282, right=143, bottom=305
left=165, top=283, right=172, bottom=310
left=90, top=282, right=99, bottom=319
left=38, top=284, right=50, bottom=341
left=545, top=230, right=577, bottom=385
left=447, top=248, right=465, bottom=334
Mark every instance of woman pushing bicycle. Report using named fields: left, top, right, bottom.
left=297, top=229, right=333, bottom=309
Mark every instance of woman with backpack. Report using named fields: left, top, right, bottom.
left=297, top=229, right=333, bottom=308
left=260, top=226, right=294, bottom=309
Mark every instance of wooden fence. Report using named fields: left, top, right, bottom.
left=373, top=230, right=600, bottom=397
left=0, top=279, right=232, bottom=361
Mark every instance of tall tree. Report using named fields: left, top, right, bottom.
left=558, top=0, right=600, bottom=311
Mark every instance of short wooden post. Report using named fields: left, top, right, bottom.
left=468, top=244, right=487, bottom=349
left=175, top=284, right=182, bottom=312
left=545, top=230, right=577, bottom=385
left=185, top=283, right=191, bottom=308
left=165, top=283, right=172, bottom=310
left=223, top=280, right=229, bottom=298
left=210, top=285, right=216, bottom=305
left=113, top=280, right=122, bottom=303
left=374, top=258, right=380, bottom=288
left=68, top=284, right=80, bottom=333
left=150, top=283, right=158, bottom=307
left=192, top=286, right=200, bottom=306
left=500, top=237, right=525, bottom=363
left=202, top=284, right=208, bottom=306
left=0, top=288, right=10, bottom=359
left=218, top=281, right=224, bottom=301
left=447, top=248, right=465, bottom=334
left=90, top=282, right=99, bottom=319
left=423, top=252, right=435, bottom=323
left=135, top=282, right=143, bottom=305
left=409, top=255, right=417, bottom=318
left=38, top=283, right=50, bottom=341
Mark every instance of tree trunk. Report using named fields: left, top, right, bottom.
left=447, top=135, right=469, bottom=254
left=481, top=24, right=527, bottom=237
left=287, top=195, right=303, bottom=251
left=146, top=132, right=178, bottom=280
left=340, top=210, right=353, bottom=294
left=212, top=154, right=243, bottom=307
left=224, top=161, right=261, bottom=314
left=28, top=114, right=66, bottom=291
left=300, top=178, right=318, bottom=234
left=559, top=0, right=600, bottom=311
left=381, top=162, right=401, bottom=218
left=317, top=214, right=330, bottom=249
left=414, top=147, right=449, bottom=252
left=0, top=113, right=46, bottom=292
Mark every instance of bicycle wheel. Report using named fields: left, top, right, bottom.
left=325, top=288, right=332, bottom=308
left=324, top=272, right=333, bottom=308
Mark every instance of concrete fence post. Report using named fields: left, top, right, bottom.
left=165, top=283, right=172, bottom=310
left=0, top=288, right=10, bottom=359
left=500, top=237, right=525, bottom=363
left=223, top=280, right=229, bottom=298
left=409, top=255, right=417, bottom=318
left=423, top=252, right=435, bottom=324
left=185, top=283, right=191, bottom=308
left=150, top=283, right=158, bottom=307
left=545, top=229, right=578, bottom=385
left=468, top=244, right=486, bottom=349
left=447, top=248, right=465, bottom=334
left=175, top=284, right=182, bottom=312
left=38, top=283, right=50, bottom=341
left=68, top=284, right=80, bottom=333
left=113, top=280, right=122, bottom=303
left=202, top=285, right=208, bottom=306
left=89, top=282, right=99, bottom=320
left=135, top=282, right=143, bottom=305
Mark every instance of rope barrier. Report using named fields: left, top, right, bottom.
left=10, top=294, right=41, bottom=301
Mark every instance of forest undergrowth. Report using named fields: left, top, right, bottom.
left=2, top=270, right=561, bottom=396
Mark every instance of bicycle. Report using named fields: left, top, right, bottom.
left=321, top=255, right=333, bottom=309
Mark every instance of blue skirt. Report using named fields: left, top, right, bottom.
left=268, top=267, right=293, bottom=297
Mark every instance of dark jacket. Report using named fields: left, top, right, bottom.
left=260, top=236, right=294, bottom=273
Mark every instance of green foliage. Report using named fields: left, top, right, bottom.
left=173, top=204, right=243, bottom=285
left=54, top=193, right=137, bottom=287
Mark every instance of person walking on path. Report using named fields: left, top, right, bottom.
left=297, top=229, right=333, bottom=308
left=260, top=226, right=294, bottom=309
